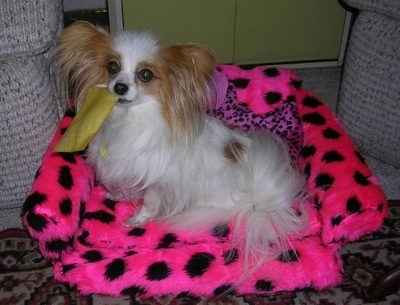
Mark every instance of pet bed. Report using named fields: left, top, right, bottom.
left=22, top=66, right=387, bottom=297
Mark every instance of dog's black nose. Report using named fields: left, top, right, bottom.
left=114, top=83, right=129, bottom=96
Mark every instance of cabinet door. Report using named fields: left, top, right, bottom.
left=122, top=0, right=236, bottom=63
left=234, top=0, right=347, bottom=64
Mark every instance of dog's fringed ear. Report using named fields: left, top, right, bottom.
left=160, top=43, right=216, bottom=92
left=181, top=44, right=216, bottom=80
left=158, top=44, right=216, bottom=144
left=54, top=22, right=115, bottom=109
left=161, top=44, right=216, bottom=108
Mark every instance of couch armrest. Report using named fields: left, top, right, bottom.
left=0, top=0, right=63, bottom=56
left=337, top=10, right=400, bottom=167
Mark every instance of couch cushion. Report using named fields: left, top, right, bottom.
left=0, top=0, right=63, bottom=56
left=0, top=56, right=62, bottom=210
left=338, top=12, right=400, bottom=167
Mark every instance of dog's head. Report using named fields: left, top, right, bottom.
left=56, top=22, right=216, bottom=141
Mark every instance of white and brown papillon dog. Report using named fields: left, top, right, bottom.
left=55, top=22, right=308, bottom=265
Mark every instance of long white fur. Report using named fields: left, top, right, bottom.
left=60, top=24, right=308, bottom=271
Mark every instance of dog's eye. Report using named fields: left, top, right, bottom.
left=137, top=68, right=153, bottom=83
left=108, top=61, right=120, bottom=75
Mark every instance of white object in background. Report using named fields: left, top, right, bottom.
left=107, top=0, right=123, bottom=35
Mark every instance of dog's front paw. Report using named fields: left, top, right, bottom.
left=124, top=215, right=150, bottom=227
left=124, top=206, right=154, bottom=227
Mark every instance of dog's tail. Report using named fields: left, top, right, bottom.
left=230, top=131, right=308, bottom=272
left=230, top=197, right=307, bottom=274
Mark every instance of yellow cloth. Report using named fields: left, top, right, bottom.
left=54, top=87, right=119, bottom=152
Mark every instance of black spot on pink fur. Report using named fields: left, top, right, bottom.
left=332, top=215, right=344, bottom=227
left=212, top=223, right=230, bottom=238
left=128, top=227, right=146, bottom=237
left=77, top=231, right=92, bottom=246
left=105, top=259, right=126, bottom=281
left=290, top=79, right=302, bottom=89
left=78, top=200, right=86, bottom=227
left=264, top=91, right=282, bottom=104
left=322, top=128, right=341, bottom=139
left=157, top=233, right=178, bottom=249
left=46, top=237, right=73, bottom=253
left=315, top=173, right=335, bottom=190
left=25, top=212, right=48, bottom=232
left=302, top=96, right=323, bottom=108
left=285, top=95, right=296, bottom=104
left=185, top=252, right=215, bottom=277
left=255, top=280, right=274, bottom=292
left=82, top=250, right=104, bottom=262
left=278, top=249, right=300, bottom=262
left=59, top=197, right=73, bottom=216
left=322, top=151, right=345, bottom=163
left=303, top=163, right=311, bottom=178
left=301, top=112, right=326, bottom=126
left=103, top=198, right=118, bottom=211
left=347, top=196, right=362, bottom=214
left=124, top=250, right=138, bottom=257
left=264, top=67, right=280, bottom=77
left=23, top=191, right=47, bottom=213
left=314, top=197, right=322, bottom=210
left=121, top=285, right=147, bottom=296
left=231, top=78, right=250, bottom=89
left=84, top=210, right=115, bottom=224
left=301, top=145, right=317, bottom=158
left=353, top=170, right=371, bottom=186
left=62, top=264, right=77, bottom=274
left=146, top=261, right=172, bottom=280
left=58, top=166, right=73, bottom=190
left=223, top=248, right=239, bottom=265
left=57, top=152, right=76, bottom=164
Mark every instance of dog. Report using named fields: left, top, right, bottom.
left=55, top=22, right=308, bottom=266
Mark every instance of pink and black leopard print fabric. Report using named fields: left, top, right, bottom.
left=211, top=67, right=303, bottom=161
left=22, top=66, right=387, bottom=297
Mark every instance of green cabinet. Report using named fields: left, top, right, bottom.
left=122, top=0, right=236, bottom=63
left=120, top=0, right=347, bottom=65
left=234, top=0, right=347, bottom=64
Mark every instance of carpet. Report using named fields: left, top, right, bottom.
left=1, top=202, right=399, bottom=305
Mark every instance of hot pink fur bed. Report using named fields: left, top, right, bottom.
left=22, top=66, right=387, bottom=297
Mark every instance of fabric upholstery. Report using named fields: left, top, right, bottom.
left=338, top=0, right=400, bottom=172
left=0, top=0, right=63, bottom=57
left=338, top=12, right=400, bottom=167
left=0, top=0, right=64, bottom=219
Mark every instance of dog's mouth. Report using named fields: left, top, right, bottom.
left=117, top=98, right=132, bottom=104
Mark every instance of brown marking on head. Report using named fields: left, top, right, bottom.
left=146, top=44, right=216, bottom=145
left=55, top=22, right=118, bottom=109
left=224, top=140, right=245, bottom=163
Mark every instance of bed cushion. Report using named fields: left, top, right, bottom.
left=22, top=66, right=387, bottom=297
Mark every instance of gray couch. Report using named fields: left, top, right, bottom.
left=337, top=0, right=400, bottom=200
left=0, top=0, right=64, bottom=230
left=0, top=0, right=399, bottom=232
